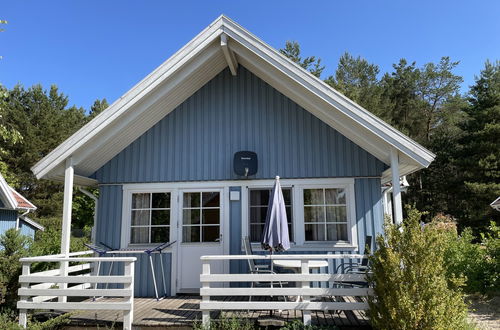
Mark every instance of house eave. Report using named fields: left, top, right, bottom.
left=31, top=14, right=434, bottom=182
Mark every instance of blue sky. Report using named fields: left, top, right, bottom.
left=1, top=0, right=499, bottom=111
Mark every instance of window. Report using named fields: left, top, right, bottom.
left=249, top=188, right=293, bottom=242
left=303, top=188, right=348, bottom=242
left=182, top=192, right=221, bottom=243
left=130, top=192, right=170, bottom=244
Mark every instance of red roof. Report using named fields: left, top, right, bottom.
left=9, top=187, right=36, bottom=210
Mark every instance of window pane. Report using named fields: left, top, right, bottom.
left=325, top=189, right=346, bottom=205
left=202, top=209, right=220, bottom=225
left=132, top=193, right=150, bottom=209
left=250, top=190, right=269, bottom=206
left=305, top=224, right=325, bottom=241
left=183, top=209, right=200, bottom=225
left=152, top=193, right=170, bottom=208
left=131, top=210, right=149, bottom=226
left=151, top=227, right=169, bottom=243
left=250, top=207, right=267, bottom=224
left=202, top=226, right=220, bottom=242
left=131, top=227, right=148, bottom=244
left=183, top=192, right=200, bottom=208
left=282, top=189, right=292, bottom=205
left=327, top=224, right=348, bottom=241
left=202, top=192, right=220, bottom=207
left=304, top=189, right=323, bottom=205
left=250, top=224, right=264, bottom=242
left=152, top=210, right=170, bottom=225
left=286, top=206, right=292, bottom=222
left=183, top=226, right=200, bottom=242
left=304, top=206, right=324, bottom=223
left=326, top=206, right=347, bottom=223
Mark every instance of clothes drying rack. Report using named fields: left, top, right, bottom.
left=85, top=241, right=176, bottom=301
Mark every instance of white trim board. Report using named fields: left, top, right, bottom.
left=31, top=15, right=434, bottom=183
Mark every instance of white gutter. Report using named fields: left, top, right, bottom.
left=78, top=187, right=98, bottom=244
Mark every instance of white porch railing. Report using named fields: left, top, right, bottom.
left=200, top=254, right=373, bottom=326
left=17, top=251, right=136, bottom=330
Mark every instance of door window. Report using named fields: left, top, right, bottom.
left=182, top=192, right=221, bottom=243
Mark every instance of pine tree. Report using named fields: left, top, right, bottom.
left=455, top=60, right=500, bottom=230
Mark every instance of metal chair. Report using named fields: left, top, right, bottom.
left=335, top=236, right=372, bottom=289
left=242, top=236, right=285, bottom=302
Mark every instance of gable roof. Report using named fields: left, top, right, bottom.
left=0, top=172, right=36, bottom=211
left=31, top=15, right=435, bottom=185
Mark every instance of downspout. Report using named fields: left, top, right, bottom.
left=78, top=187, right=98, bottom=245
left=16, top=210, right=30, bottom=231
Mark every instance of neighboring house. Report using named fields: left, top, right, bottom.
left=0, top=172, right=42, bottom=239
left=31, top=16, right=435, bottom=297
left=491, top=197, right=500, bottom=212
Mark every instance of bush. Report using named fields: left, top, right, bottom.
left=431, top=216, right=499, bottom=294
left=367, top=207, right=470, bottom=329
left=0, top=310, right=70, bottom=330
left=0, top=229, right=31, bottom=309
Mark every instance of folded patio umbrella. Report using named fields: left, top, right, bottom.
left=261, top=176, right=290, bottom=252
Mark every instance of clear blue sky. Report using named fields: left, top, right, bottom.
left=1, top=0, right=499, bottom=111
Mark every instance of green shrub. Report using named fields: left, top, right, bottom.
left=0, top=229, right=31, bottom=309
left=0, top=310, right=70, bottom=330
left=431, top=216, right=499, bottom=294
left=367, top=207, right=469, bottom=329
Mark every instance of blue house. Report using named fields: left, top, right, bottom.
left=31, top=16, right=434, bottom=297
left=0, top=172, right=42, bottom=239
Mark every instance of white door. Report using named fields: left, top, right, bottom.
left=176, top=189, right=224, bottom=293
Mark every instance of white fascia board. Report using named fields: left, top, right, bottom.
left=0, top=173, right=17, bottom=209
left=19, top=215, right=45, bottom=231
left=221, top=17, right=435, bottom=168
left=31, top=17, right=225, bottom=180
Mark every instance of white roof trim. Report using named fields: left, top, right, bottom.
left=0, top=172, right=18, bottom=209
left=19, top=215, right=45, bottom=231
left=31, top=15, right=434, bottom=182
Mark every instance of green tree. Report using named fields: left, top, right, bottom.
left=280, top=41, right=324, bottom=77
left=416, top=57, right=463, bottom=143
left=455, top=60, right=500, bottom=230
left=325, top=52, right=388, bottom=119
left=88, top=98, right=109, bottom=120
left=2, top=84, right=87, bottom=216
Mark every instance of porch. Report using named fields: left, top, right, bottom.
left=68, top=295, right=370, bottom=329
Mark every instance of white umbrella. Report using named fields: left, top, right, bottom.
left=261, top=176, right=290, bottom=252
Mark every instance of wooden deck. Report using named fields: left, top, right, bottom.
left=68, top=296, right=371, bottom=329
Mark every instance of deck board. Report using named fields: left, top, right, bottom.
left=69, top=295, right=371, bottom=328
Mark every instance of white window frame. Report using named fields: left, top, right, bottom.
left=178, top=188, right=223, bottom=244
left=121, top=187, right=175, bottom=248
left=298, top=184, right=356, bottom=246
left=247, top=186, right=294, bottom=243
left=241, top=178, right=357, bottom=251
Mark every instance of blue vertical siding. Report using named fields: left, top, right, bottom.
left=18, top=221, right=36, bottom=238
left=96, top=185, right=172, bottom=296
left=93, top=66, right=387, bottom=297
left=93, top=67, right=387, bottom=183
left=0, top=209, right=17, bottom=235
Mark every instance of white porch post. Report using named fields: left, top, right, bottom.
left=390, top=148, right=403, bottom=225
left=59, top=157, right=74, bottom=302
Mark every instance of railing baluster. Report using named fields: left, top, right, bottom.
left=123, top=261, right=134, bottom=330
left=301, top=259, right=311, bottom=325
left=202, top=261, right=211, bottom=327
left=18, top=262, right=30, bottom=328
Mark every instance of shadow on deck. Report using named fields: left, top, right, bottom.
left=68, top=296, right=371, bottom=329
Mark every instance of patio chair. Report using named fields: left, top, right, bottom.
left=334, top=236, right=372, bottom=288
left=242, top=236, right=285, bottom=302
